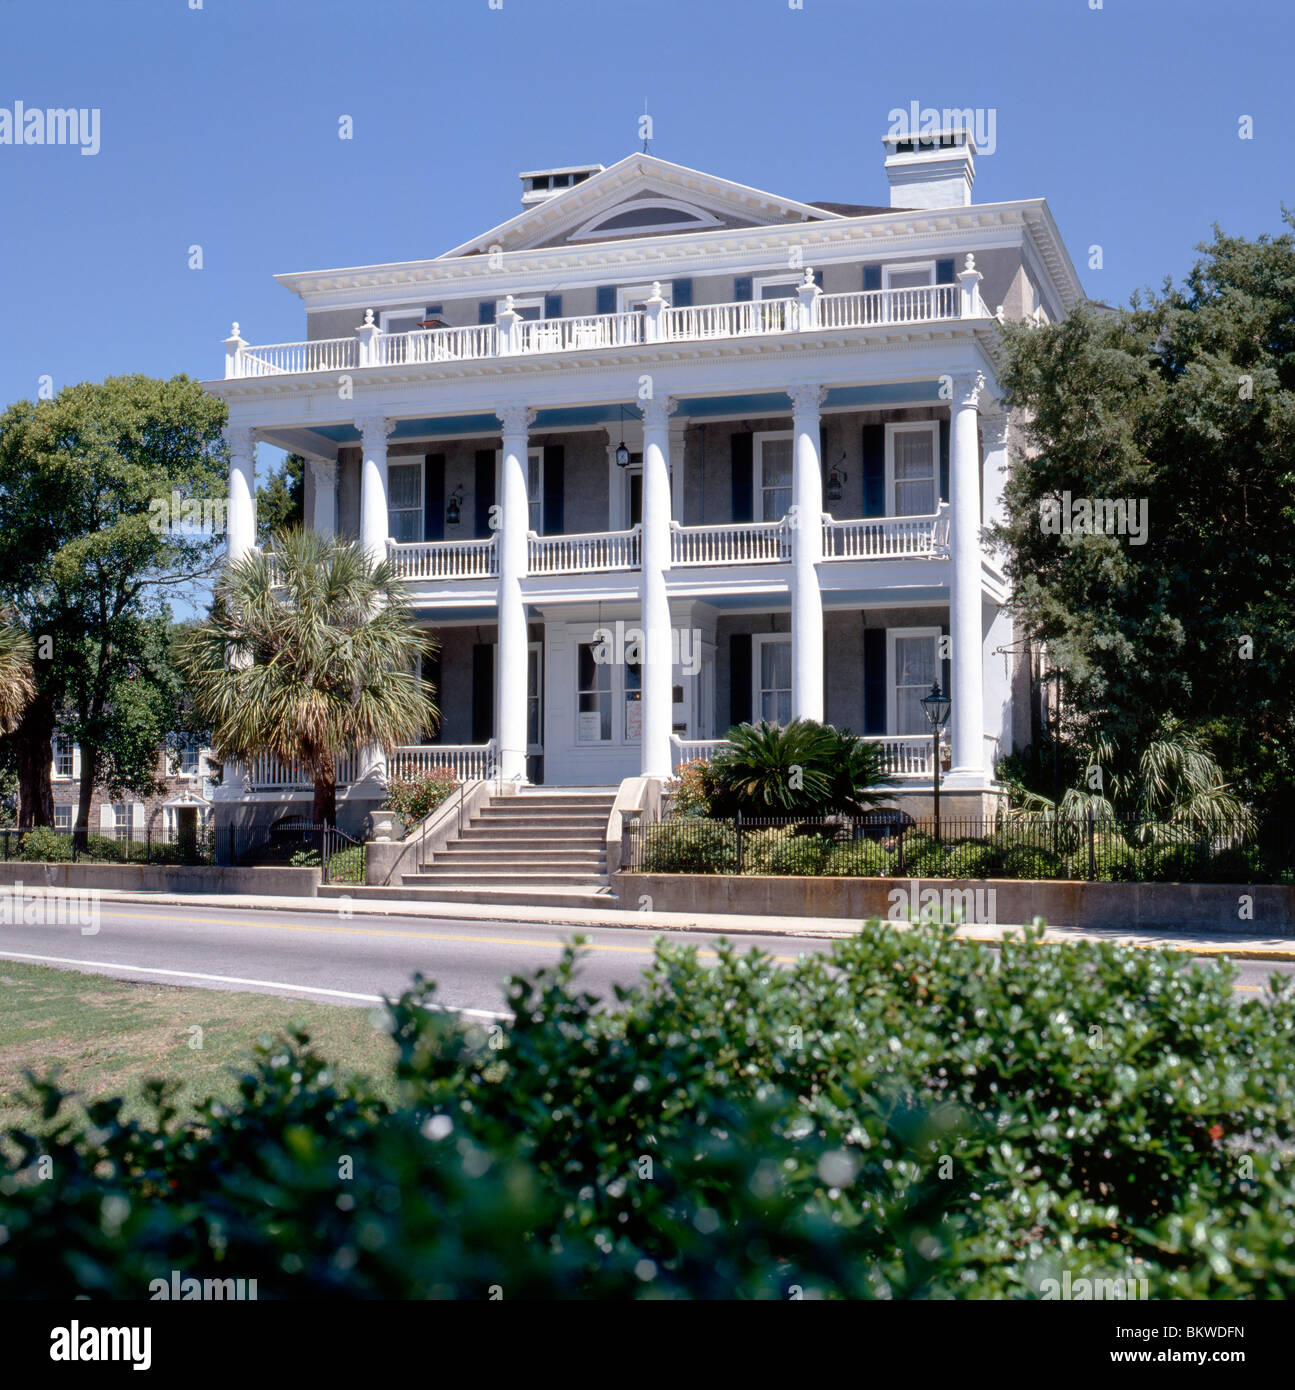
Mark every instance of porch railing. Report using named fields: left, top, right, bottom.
left=660, top=296, right=798, bottom=341
left=388, top=534, right=498, bottom=579
left=818, top=284, right=960, bottom=329
left=388, top=741, right=498, bottom=782
left=516, top=311, right=645, bottom=354
left=822, top=505, right=950, bottom=559
left=528, top=526, right=641, bottom=574
left=374, top=323, right=499, bottom=366
left=247, top=751, right=360, bottom=790
left=670, top=518, right=790, bottom=566
left=238, top=336, right=357, bottom=376
left=669, top=733, right=947, bottom=780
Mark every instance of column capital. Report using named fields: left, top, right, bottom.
left=496, top=403, right=536, bottom=436
left=947, top=369, right=986, bottom=409
left=222, top=423, right=258, bottom=457
left=308, top=456, right=339, bottom=485
left=354, top=414, right=394, bottom=447
left=638, top=396, right=677, bottom=429
left=788, top=383, right=827, bottom=414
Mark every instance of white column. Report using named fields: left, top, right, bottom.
left=639, top=396, right=676, bottom=778
left=496, top=404, right=535, bottom=786
left=307, top=457, right=338, bottom=537
left=789, top=384, right=826, bottom=723
left=356, top=415, right=393, bottom=564
left=224, top=424, right=257, bottom=563
left=980, top=410, right=1009, bottom=532
left=949, top=371, right=986, bottom=780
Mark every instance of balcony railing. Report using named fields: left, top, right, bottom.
left=247, top=751, right=360, bottom=789
left=822, top=505, right=949, bottom=559
left=388, top=534, right=498, bottom=580
left=226, top=280, right=983, bottom=379
left=388, top=742, right=498, bottom=783
left=669, top=733, right=948, bottom=780
left=670, top=519, right=790, bottom=566
left=528, top=526, right=641, bottom=575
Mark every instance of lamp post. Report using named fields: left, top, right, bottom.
left=921, top=680, right=951, bottom=841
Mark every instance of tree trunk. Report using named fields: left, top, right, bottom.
left=74, top=745, right=99, bottom=851
left=312, top=777, right=337, bottom=827
left=13, top=695, right=54, bottom=827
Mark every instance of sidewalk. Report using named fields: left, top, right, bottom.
left=76, top=887, right=1295, bottom=962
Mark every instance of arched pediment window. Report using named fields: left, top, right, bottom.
left=570, top=198, right=723, bottom=240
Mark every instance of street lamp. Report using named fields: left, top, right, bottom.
left=921, top=680, right=951, bottom=840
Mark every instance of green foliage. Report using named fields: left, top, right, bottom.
left=289, top=847, right=321, bottom=868
left=741, top=826, right=831, bottom=875
left=327, top=845, right=366, bottom=885
left=256, top=454, right=305, bottom=542
left=0, top=607, right=35, bottom=736
left=15, top=827, right=74, bottom=862
left=642, top=820, right=737, bottom=873
left=708, top=720, right=894, bottom=818
left=4, top=926, right=1295, bottom=1298
left=823, top=838, right=896, bottom=876
left=991, top=218, right=1295, bottom=816
left=384, top=768, right=459, bottom=825
left=666, top=757, right=715, bottom=818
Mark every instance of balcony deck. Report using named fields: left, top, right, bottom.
left=228, top=284, right=986, bottom=380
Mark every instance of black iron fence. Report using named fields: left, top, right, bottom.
left=624, top=811, right=1294, bottom=883
left=214, top=822, right=365, bottom=885
left=0, top=823, right=216, bottom=865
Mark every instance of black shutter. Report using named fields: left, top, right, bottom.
left=812, top=268, right=824, bottom=289
left=671, top=278, right=693, bottom=307
left=542, top=444, right=564, bottom=535
left=936, top=258, right=956, bottom=284
left=731, top=432, right=754, bottom=523
left=863, top=627, right=886, bottom=735
left=423, top=453, right=445, bottom=541
left=471, top=644, right=494, bottom=744
left=730, top=634, right=753, bottom=728
left=544, top=293, right=562, bottom=319
left=939, top=418, right=950, bottom=503
left=596, top=285, right=616, bottom=315
left=940, top=624, right=951, bottom=701
left=863, top=264, right=882, bottom=292
left=473, top=449, right=495, bottom=538
left=862, top=424, right=885, bottom=517
left=734, top=276, right=753, bottom=302
left=478, top=300, right=497, bottom=325
left=423, top=649, right=442, bottom=743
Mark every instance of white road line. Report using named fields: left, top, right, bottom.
left=0, top=950, right=511, bottom=1021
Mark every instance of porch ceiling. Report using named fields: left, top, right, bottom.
left=273, top=381, right=945, bottom=447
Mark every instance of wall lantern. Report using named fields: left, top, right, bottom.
left=615, top=403, right=631, bottom=467
left=826, top=455, right=848, bottom=505
left=445, top=486, right=465, bottom=527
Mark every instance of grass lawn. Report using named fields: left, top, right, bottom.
left=0, top=962, right=398, bottom=1139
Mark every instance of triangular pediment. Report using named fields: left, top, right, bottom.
left=440, top=154, right=843, bottom=258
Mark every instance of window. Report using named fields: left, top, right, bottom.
left=54, top=805, right=72, bottom=831
left=883, top=261, right=935, bottom=290
left=752, top=635, right=792, bottom=726
left=886, top=422, right=938, bottom=516
left=624, top=659, right=642, bottom=741
left=753, top=273, right=801, bottom=300
left=889, top=629, right=941, bottom=736
left=178, top=745, right=200, bottom=777
left=616, top=283, right=659, bottom=314
left=527, top=644, right=542, bottom=753
left=495, top=295, right=545, bottom=321
left=577, top=643, right=612, bottom=742
left=571, top=200, right=722, bottom=241
left=53, top=736, right=73, bottom=779
left=754, top=432, right=793, bottom=520
left=112, top=802, right=130, bottom=843
left=387, top=460, right=423, bottom=543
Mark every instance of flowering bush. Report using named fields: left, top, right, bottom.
left=666, top=757, right=715, bottom=818
left=384, top=766, right=460, bottom=824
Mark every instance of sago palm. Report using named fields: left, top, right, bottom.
left=0, top=607, right=36, bottom=735
left=178, top=527, right=437, bottom=825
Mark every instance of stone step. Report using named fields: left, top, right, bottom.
left=318, top=883, right=620, bottom=910
left=429, top=850, right=607, bottom=867
left=455, top=826, right=607, bottom=843
left=509, top=794, right=616, bottom=807
left=475, top=807, right=609, bottom=823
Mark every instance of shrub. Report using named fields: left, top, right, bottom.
left=384, top=767, right=460, bottom=825
left=16, top=827, right=74, bottom=862
left=82, top=834, right=125, bottom=863
left=1089, top=831, right=1142, bottom=882
left=823, top=838, right=895, bottom=876
left=290, top=847, right=322, bottom=868
left=666, top=758, right=715, bottom=818
left=641, top=820, right=738, bottom=874
left=741, top=826, right=830, bottom=876
left=327, top=845, right=366, bottom=885
left=1147, top=840, right=1213, bottom=883
left=4, top=925, right=1295, bottom=1298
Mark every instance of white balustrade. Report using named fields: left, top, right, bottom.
left=237, top=337, right=357, bottom=376
left=668, top=733, right=946, bottom=780
left=375, top=323, right=499, bottom=366
left=670, top=519, right=790, bottom=566
left=388, top=742, right=498, bottom=783
left=527, top=526, right=640, bottom=574
left=516, top=312, right=645, bottom=355
left=817, top=285, right=961, bottom=330
left=387, top=535, right=497, bottom=579
left=659, top=297, right=798, bottom=343
left=821, top=505, right=950, bottom=559
left=248, top=750, right=359, bottom=790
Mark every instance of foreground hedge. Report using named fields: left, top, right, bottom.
left=2, top=924, right=1294, bottom=1298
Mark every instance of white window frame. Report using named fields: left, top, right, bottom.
left=887, top=626, right=942, bottom=737
left=112, top=801, right=130, bottom=843
left=751, top=633, right=792, bottom=727
left=53, top=805, right=72, bottom=832
left=615, top=283, right=660, bottom=314
left=753, top=272, right=801, bottom=300
left=882, top=260, right=936, bottom=290
left=379, top=306, right=429, bottom=333
left=52, top=735, right=74, bottom=780
left=885, top=421, right=940, bottom=518
left=495, top=295, right=546, bottom=321
left=753, top=430, right=794, bottom=522
left=386, top=455, right=424, bottom=544
left=576, top=640, right=613, bottom=744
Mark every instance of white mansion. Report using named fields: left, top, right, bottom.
left=206, top=128, right=1082, bottom=833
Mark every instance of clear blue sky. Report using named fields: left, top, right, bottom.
left=2, top=0, right=1289, bottom=420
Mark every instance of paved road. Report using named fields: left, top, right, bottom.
left=0, top=900, right=1289, bottom=1018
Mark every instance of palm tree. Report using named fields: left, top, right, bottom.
left=178, top=527, right=437, bottom=826
left=0, top=607, right=36, bottom=736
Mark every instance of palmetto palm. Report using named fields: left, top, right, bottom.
left=178, top=528, right=436, bottom=825
left=0, top=607, right=36, bottom=736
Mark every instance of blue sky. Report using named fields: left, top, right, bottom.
left=2, top=0, right=1289, bottom=430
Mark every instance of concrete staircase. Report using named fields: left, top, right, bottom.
left=391, top=787, right=618, bottom=909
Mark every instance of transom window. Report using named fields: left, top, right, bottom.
left=754, top=432, right=793, bottom=521
left=886, top=422, right=939, bottom=517
left=752, top=634, right=792, bottom=726
left=890, top=629, right=941, bottom=736
left=387, top=460, right=423, bottom=543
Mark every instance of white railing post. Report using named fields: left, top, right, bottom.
left=643, top=281, right=667, bottom=344
left=224, top=322, right=248, bottom=379
left=355, top=308, right=380, bottom=367
left=497, top=295, right=520, bottom=356
left=796, top=268, right=821, bottom=332
left=958, top=253, right=983, bottom=319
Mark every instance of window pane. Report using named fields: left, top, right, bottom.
left=577, top=643, right=597, bottom=690
left=759, top=281, right=797, bottom=299
left=761, top=640, right=791, bottom=691
left=388, top=464, right=421, bottom=511
left=894, top=431, right=936, bottom=514
left=888, top=268, right=932, bottom=289
left=894, top=636, right=939, bottom=735
left=760, top=439, right=793, bottom=519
